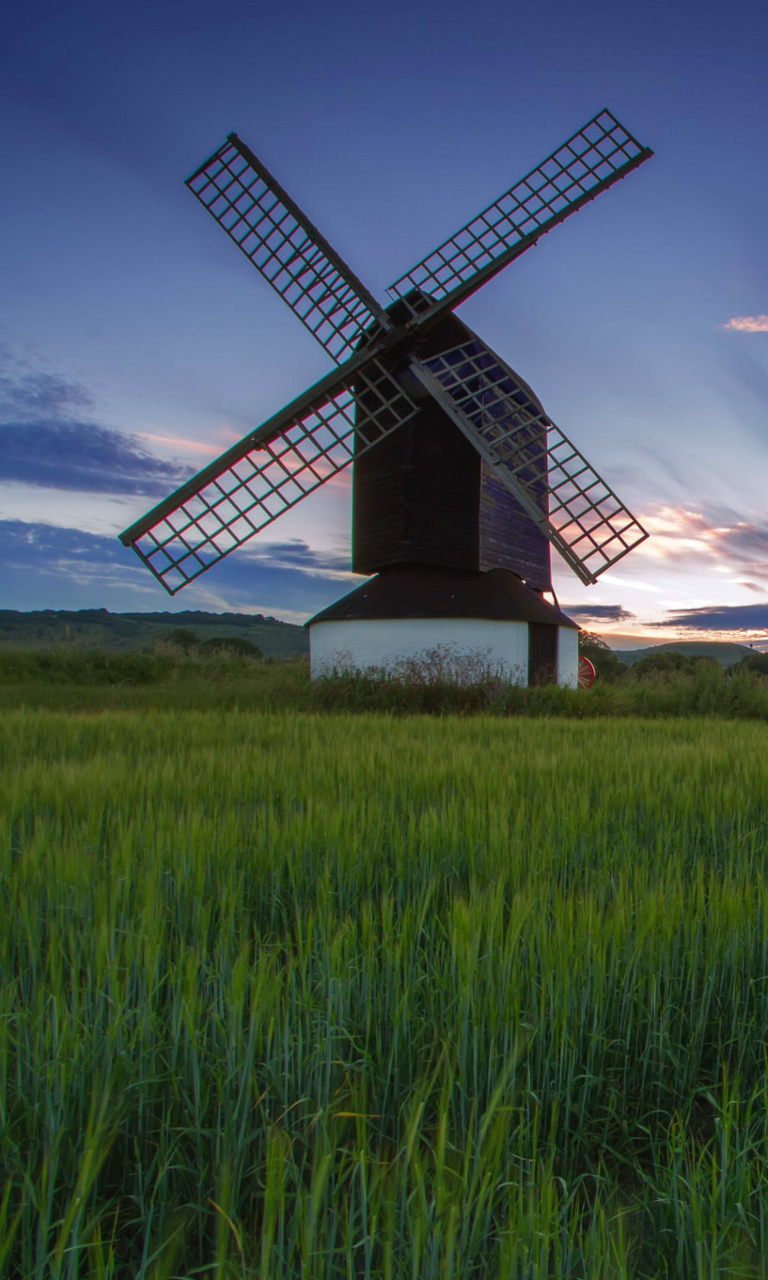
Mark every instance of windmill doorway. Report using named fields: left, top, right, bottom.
left=528, top=623, right=558, bottom=686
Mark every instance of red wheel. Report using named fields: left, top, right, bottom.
left=578, top=655, right=596, bottom=689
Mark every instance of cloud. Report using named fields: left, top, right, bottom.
left=723, top=316, right=768, bottom=332
left=0, top=347, right=93, bottom=420
left=0, top=347, right=191, bottom=496
left=0, top=519, right=357, bottom=618
left=640, top=505, right=768, bottom=584
left=653, top=603, right=768, bottom=634
left=137, top=429, right=221, bottom=457
left=562, top=604, right=635, bottom=624
left=237, top=538, right=352, bottom=580
left=0, top=420, right=192, bottom=495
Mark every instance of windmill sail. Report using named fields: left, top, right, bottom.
left=120, top=358, right=418, bottom=594
left=186, top=134, right=391, bottom=364
left=121, top=111, right=653, bottom=600
left=389, top=110, right=652, bottom=320
left=409, top=338, right=648, bottom=585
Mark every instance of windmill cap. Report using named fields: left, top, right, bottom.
left=306, top=566, right=577, bottom=628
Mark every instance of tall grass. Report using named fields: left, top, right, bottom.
left=4, top=647, right=768, bottom=719
left=4, top=712, right=768, bottom=1275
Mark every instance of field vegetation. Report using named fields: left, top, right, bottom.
left=4, top=653, right=768, bottom=1275
left=3, top=642, right=768, bottom=719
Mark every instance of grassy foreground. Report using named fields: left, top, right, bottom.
left=4, top=709, right=768, bottom=1277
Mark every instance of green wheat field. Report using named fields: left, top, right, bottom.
left=5, top=660, right=768, bottom=1276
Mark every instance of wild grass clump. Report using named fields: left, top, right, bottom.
left=0, top=646, right=176, bottom=685
left=309, top=660, right=768, bottom=719
left=0, top=641, right=273, bottom=686
left=4, top=644, right=768, bottom=720
left=5, top=712, right=768, bottom=1275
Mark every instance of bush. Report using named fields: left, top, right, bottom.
left=630, top=650, right=719, bottom=679
left=731, top=651, right=768, bottom=677
left=5, top=645, right=768, bottom=720
left=0, top=648, right=174, bottom=686
left=200, top=636, right=263, bottom=659
left=578, top=631, right=625, bottom=682
left=159, top=627, right=200, bottom=650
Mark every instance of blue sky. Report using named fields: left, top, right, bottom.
left=2, top=0, right=768, bottom=645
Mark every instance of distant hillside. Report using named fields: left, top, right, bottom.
left=0, top=609, right=309, bottom=659
left=616, top=641, right=753, bottom=669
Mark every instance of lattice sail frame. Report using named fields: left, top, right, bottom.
left=123, top=360, right=418, bottom=594
left=411, top=339, right=648, bottom=585
left=186, top=134, right=390, bottom=365
left=389, top=110, right=651, bottom=313
left=122, top=110, right=653, bottom=594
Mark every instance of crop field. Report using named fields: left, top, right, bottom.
left=5, top=699, right=768, bottom=1277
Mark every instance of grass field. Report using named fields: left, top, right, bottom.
left=4, top=691, right=768, bottom=1277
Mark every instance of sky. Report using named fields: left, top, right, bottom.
left=2, top=0, right=768, bottom=647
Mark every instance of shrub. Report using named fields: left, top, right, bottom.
left=200, top=636, right=264, bottom=659
left=629, top=650, right=719, bottom=679
left=0, top=648, right=174, bottom=685
left=731, top=651, right=768, bottom=677
left=159, top=627, right=200, bottom=650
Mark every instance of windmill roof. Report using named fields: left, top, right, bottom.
left=306, top=567, right=578, bottom=628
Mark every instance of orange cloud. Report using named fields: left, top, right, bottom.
left=723, top=315, right=768, bottom=332
left=137, top=430, right=220, bottom=456
left=636, top=504, right=768, bottom=586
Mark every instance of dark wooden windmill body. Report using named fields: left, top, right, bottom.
left=119, top=111, right=653, bottom=684
left=352, top=298, right=552, bottom=590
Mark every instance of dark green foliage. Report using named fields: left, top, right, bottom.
left=200, top=635, right=264, bottom=659
left=578, top=629, right=625, bottom=682
left=0, top=647, right=175, bottom=686
left=0, top=607, right=308, bottom=658
left=618, top=640, right=753, bottom=668
left=308, top=662, right=768, bottom=719
left=731, top=650, right=768, bottom=676
left=0, top=645, right=270, bottom=689
left=630, top=649, right=720, bottom=678
left=161, top=626, right=200, bottom=650
left=4, top=645, right=768, bottom=721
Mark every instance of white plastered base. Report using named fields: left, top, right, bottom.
left=309, top=617, right=579, bottom=687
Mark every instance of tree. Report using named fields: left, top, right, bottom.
left=731, top=651, right=768, bottom=677
left=161, top=627, right=199, bottom=651
left=577, top=631, right=625, bottom=682
left=630, top=650, right=718, bottom=679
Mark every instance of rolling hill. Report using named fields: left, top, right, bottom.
left=616, top=640, right=754, bottom=668
left=0, top=609, right=309, bottom=659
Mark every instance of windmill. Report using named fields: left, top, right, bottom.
left=119, top=110, right=652, bottom=686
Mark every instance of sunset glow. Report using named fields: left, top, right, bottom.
left=2, top=0, right=768, bottom=641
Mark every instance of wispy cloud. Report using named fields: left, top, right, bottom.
left=562, top=604, right=635, bottom=624
left=0, top=421, right=191, bottom=495
left=0, top=519, right=357, bottom=618
left=136, top=429, right=220, bottom=457
left=723, top=315, right=768, bottom=332
left=237, top=538, right=353, bottom=582
left=0, top=347, right=93, bottom=421
left=640, top=505, right=768, bottom=583
left=0, top=348, right=357, bottom=510
left=0, top=347, right=191, bottom=496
